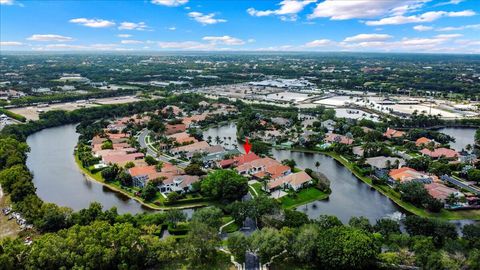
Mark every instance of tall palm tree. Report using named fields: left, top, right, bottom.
left=315, top=161, right=321, bottom=173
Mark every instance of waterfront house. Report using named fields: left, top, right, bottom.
left=161, top=105, right=182, bottom=116
left=167, top=132, right=198, bottom=145
left=415, top=137, right=439, bottom=147
left=170, top=141, right=210, bottom=156
left=267, top=171, right=313, bottom=192
left=324, top=133, right=353, bottom=145
left=102, top=152, right=144, bottom=166
left=235, top=157, right=282, bottom=176
left=253, top=164, right=291, bottom=180
left=217, top=152, right=261, bottom=168
left=420, top=147, right=458, bottom=160
left=365, top=156, right=405, bottom=170
left=383, top=128, right=405, bottom=139
left=424, top=182, right=463, bottom=202
left=160, top=175, right=200, bottom=194
left=388, top=167, right=433, bottom=184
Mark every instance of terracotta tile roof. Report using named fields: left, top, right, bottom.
left=107, top=133, right=128, bottom=140
left=324, top=133, right=354, bottom=145
left=267, top=171, right=312, bottom=190
left=420, top=147, right=458, bottom=159
left=167, top=132, right=198, bottom=144
left=91, top=135, right=107, bottom=145
left=165, top=124, right=187, bottom=135
left=389, top=167, right=430, bottom=183
left=415, top=137, right=432, bottom=146
left=236, top=157, right=281, bottom=173
left=383, top=128, right=405, bottom=139
left=103, top=152, right=144, bottom=165
left=424, top=182, right=459, bottom=200
left=182, top=114, right=208, bottom=126
left=171, top=141, right=210, bottom=153
left=129, top=165, right=182, bottom=183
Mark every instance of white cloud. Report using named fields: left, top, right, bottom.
left=247, top=0, right=316, bottom=21
left=436, top=24, right=480, bottom=31
left=118, top=21, right=148, bottom=31
left=304, top=39, right=333, bottom=47
left=247, top=38, right=256, bottom=43
left=120, top=40, right=144, bottom=44
left=151, top=0, right=188, bottom=7
left=0, top=0, right=14, bottom=5
left=117, top=34, right=132, bottom=38
left=435, top=0, right=464, bottom=6
left=188, top=12, right=226, bottom=25
left=32, top=43, right=131, bottom=51
left=435, top=33, right=463, bottom=39
left=157, top=41, right=216, bottom=50
left=413, top=25, right=433, bottom=31
left=366, top=10, right=476, bottom=26
left=202, top=35, right=245, bottom=45
left=343, top=34, right=393, bottom=42
left=27, top=34, right=74, bottom=42
left=309, top=0, right=430, bottom=20
left=69, top=18, right=115, bottom=28
left=0, top=41, right=23, bottom=46
left=168, top=26, right=176, bottom=31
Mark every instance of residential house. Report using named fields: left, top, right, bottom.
left=102, top=152, right=144, bottom=166
left=415, top=137, right=439, bottom=147
left=129, top=163, right=184, bottom=188
left=424, top=182, right=463, bottom=202
left=168, top=132, right=198, bottom=145
left=170, top=141, right=210, bottom=156
left=271, top=117, right=292, bottom=126
left=161, top=105, right=182, bottom=116
left=160, top=175, right=200, bottom=194
left=388, top=167, right=433, bottom=184
left=267, top=171, right=313, bottom=192
left=324, top=133, right=353, bottom=145
left=236, top=157, right=281, bottom=176
left=321, top=120, right=336, bottom=132
left=217, top=152, right=261, bottom=168
left=165, top=123, right=187, bottom=135
left=383, top=128, right=405, bottom=139
left=365, top=156, right=406, bottom=170
left=253, top=164, right=291, bottom=180
left=420, top=147, right=458, bottom=159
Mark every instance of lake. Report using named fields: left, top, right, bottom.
left=26, top=124, right=153, bottom=214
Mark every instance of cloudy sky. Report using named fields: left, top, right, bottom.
left=1, top=0, right=479, bottom=53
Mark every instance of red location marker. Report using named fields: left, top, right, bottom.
left=243, top=138, right=252, bottom=154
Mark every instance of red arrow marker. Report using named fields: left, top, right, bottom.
left=243, top=138, right=251, bottom=154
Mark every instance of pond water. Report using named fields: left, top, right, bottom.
left=436, top=127, right=477, bottom=151
left=26, top=124, right=154, bottom=214
left=203, top=123, right=403, bottom=223
left=271, top=149, right=403, bottom=223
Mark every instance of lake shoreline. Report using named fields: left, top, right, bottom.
left=288, top=147, right=480, bottom=221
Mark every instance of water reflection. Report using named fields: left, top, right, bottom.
left=27, top=124, right=153, bottom=214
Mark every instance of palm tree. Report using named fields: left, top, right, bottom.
left=315, top=161, right=320, bottom=173
left=215, top=135, right=221, bottom=144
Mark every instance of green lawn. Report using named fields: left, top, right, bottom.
left=280, top=187, right=329, bottom=209
left=249, top=182, right=266, bottom=197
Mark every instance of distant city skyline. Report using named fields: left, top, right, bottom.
left=1, top=0, right=479, bottom=53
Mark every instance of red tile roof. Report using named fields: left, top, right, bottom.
left=324, top=133, right=354, bottom=145
left=420, top=147, right=458, bottom=159
left=383, top=128, right=405, bottom=139
left=415, top=137, right=432, bottom=146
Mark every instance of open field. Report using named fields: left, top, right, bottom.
left=9, top=96, right=145, bottom=120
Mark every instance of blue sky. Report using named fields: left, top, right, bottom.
left=1, top=0, right=479, bottom=53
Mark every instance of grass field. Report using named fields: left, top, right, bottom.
left=280, top=187, right=329, bottom=209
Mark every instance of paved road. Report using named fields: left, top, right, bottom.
left=245, top=252, right=260, bottom=270
left=442, top=175, right=480, bottom=195
left=137, top=129, right=188, bottom=168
